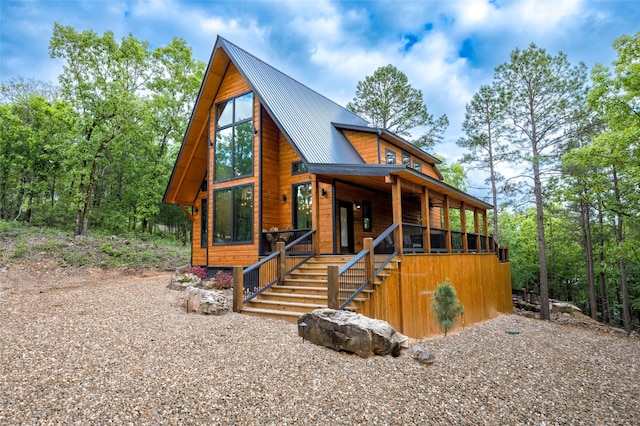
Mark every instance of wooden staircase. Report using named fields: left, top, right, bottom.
left=241, top=255, right=397, bottom=322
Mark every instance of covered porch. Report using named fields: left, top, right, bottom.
left=259, top=164, right=506, bottom=261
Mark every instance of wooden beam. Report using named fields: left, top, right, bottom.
left=443, top=195, right=451, bottom=253
left=461, top=201, right=468, bottom=253
left=311, top=174, right=320, bottom=255
left=483, top=210, right=490, bottom=252
left=422, top=186, right=431, bottom=253
left=391, top=176, right=403, bottom=255
left=474, top=207, right=480, bottom=252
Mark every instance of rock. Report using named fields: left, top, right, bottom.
left=182, top=286, right=229, bottom=315
left=408, top=345, right=436, bottom=364
left=550, top=301, right=582, bottom=314
left=297, top=308, right=408, bottom=358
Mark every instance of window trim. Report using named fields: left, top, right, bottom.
left=402, top=151, right=411, bottom=167
left=212, top=183, right=254, bottom=245
left=291, top=161, right=308, bottom=175
left=292, top=181, right=312, bottom=229
left=362, top=200, right=372, bottom=232
left=385, top=148, right=396, bottom=165
left=213, top=91, right=254, bottom=182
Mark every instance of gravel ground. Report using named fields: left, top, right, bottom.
left=1, top=264, right=639, bottom=425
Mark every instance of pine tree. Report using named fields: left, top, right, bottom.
left=431, top=279, right=464, bottom=336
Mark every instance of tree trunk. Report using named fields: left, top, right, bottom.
left=533, top=159, right=550, bottom=320
left=487, top=125, right=499, bottom=243
left=611, top=166, right=631, bottom=332
left=597, top=207, right=610, bottom=323
left=580, top=187, right=597, bottom=320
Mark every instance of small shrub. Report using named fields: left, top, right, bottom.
left=212, top=271, right=233, bottom=289
left=185, top=265, right=207, bottom=280
left=431, top=279, right=464, bottom=337
left=176, top=273, right=201, bottom=284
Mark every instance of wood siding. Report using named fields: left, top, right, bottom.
left=205, top=63, right=259, bottom=267
left=342, top=130, right=379, bottom=163
left=365, top=254, right=512, bottom=338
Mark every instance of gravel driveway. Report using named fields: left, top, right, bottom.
left=1, top=265, right=638, bottom=425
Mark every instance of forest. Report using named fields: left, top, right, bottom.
left=1, top=25, right=638, bottom=331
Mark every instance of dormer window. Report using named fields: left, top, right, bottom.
left=214, top=92, right=254, bottom=181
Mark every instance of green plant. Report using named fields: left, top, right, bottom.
left=212, top=271, right=233, bottom=289
left=431, top=279, right=464, bottom=337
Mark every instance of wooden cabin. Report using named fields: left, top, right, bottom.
left=164, top=36, right=511, bottom=338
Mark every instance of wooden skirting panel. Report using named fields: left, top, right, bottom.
left=366, top=254, right=512, bottom=339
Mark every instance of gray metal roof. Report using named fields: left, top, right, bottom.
left=218, top=37, right=367, bottom=165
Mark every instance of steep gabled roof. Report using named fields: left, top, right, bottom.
left=218, top=37, right=366, bottom=164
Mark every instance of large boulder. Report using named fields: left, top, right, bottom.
left=297, top=309, right=408, bottom=358
left=182, top=286, right=229, bottom=315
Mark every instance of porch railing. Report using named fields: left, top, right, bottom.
left=237, top=229, right=316, bottom=306
left=261, top=228, right=312, bottom=255
left=332, top=224, right=398, bottom=310
left=402, top=223, right=498, bottom=255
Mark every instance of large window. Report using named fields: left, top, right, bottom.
left=213, top=185, right=253, bottom=243
left=214, top=92, right=254, bottom=181
left=293, top=183, right=312, bottom=229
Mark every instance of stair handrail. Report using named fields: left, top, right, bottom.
left=240, top=229, right=316, bottom=304
left=372, top=223, right=399, bottom=275
left=284, top=229, right=316, bottom=275
left=337, top=223, right=399, bottom=309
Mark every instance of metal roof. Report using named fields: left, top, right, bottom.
left=218, top=37, right=367, bottom=165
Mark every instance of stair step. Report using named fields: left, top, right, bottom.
left=270, top=285, right=328, bottom=295
left=240, top=306, right=304, bottom=323
left=246, top=299, right=330, bottom=312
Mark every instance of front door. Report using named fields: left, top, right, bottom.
left=338, top=201, right=354, bottom=254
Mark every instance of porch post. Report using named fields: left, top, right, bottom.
left=311, top=175, right=320, bottom=255
left=391, top=176, right=403, bottom=255
left=483, top=210, right=490, bottom=252
left=364, top=237, right=374, bottom=287
left=474, top=207, right=480, bottom=253
left=461, top=201, right=468, bottom=253
left=232, top=266, right=243, bottom=312
left=277, top=241, right=286, bottom=285
left=422, top=187, right=431, bottom=253
left=443, top=195, right=452, bottom=253
left=327, top=265, right=339, bottom=309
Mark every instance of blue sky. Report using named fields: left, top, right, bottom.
left=1, top=0, right=638, bottom=173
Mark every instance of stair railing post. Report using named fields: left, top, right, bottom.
left=364, top=237, right=374, bottom=287
left=327, top=265, right=339, bottom=309
left=277, top=241, right=286, bottom=285
left=233, top=266, right=243, bottom=312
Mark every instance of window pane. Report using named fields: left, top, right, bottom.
left=215, top=127, right=233, bottom=181
left=402, top=152, right=411, bottom=166
left=294, top=183, right=312, bottom=229
left=200, top=198, right=208, bottom=248
left=216, top=99, right=233, bottom=128
left=386, top=148, right=396, bottom=164
left=214, top=190, right=231, bottom=242
left=413, top=160, right=422, bottom=172
left=234, top=121, right=254, bottom=177
left=235, top=93, right=254, bottom=122
left=234, top=186, right=253, bottom=242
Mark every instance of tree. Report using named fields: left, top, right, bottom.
left=50, top=23, right=151, bottom=236
left=347, top=64, right=448, bottom=150
left=431, top=279, right=464, bottom=336
left=458, top=84, right=509, bottom=242
left=587, top=33, right=640, bottom=332
left=495, top=44, right=588, bottom=320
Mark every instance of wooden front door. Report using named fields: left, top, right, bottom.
left=338, top=201, right=354, bottom=254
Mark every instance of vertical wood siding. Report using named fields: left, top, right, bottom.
left=365, top=254, right=512, bottom=338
